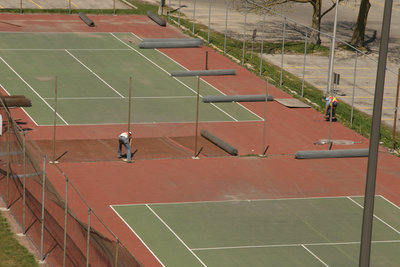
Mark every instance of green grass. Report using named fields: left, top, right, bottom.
left=0, top=212, right=38, bottom=267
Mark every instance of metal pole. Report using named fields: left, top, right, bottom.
left=63, top=178, right=69, bottom=267
left=168, top=0, right=171, bottom=21
left=359, top=0, right=393, bottom=265
left=392, top=69, right=400, bottom=149
left=22, top=131, right=26, bottom=233
left=178, top=0, right=181, bottom=25
left=114, top=239, right=119, bottom=267
left=224, top=0, right=229, bottom=55
left=194, top=77, right=201, bottom=158
left=192, top=0, right=197, bottom=34
left=326, top=0, right=339, bottom=96
left=86, top=208, right=91, bottom=267
left=51, top=76, right=58, bottom=163
left=113, top=0, right=116, bottom=15
left=279, top=17, right=286, bottom=86
left=128, top=77, right=132, bottom=134
left=6, top=117, right=10, bottom=207
left=69, top=0, right=71, bottom=14
left=351, top=51, right=358, bottom=126
left=259, top=8, right=266, bottom=76
left=208, top=0, right=212, bottom=44
left=20, top=0, right=22, bottom=14
left=40, top=155, right=46, bottom=261
left=262, top=79, right=269, bottom=154
left=242, top=0, right=248, bottom=65
left=205, top=51, right=208, bottom=70
left=301, top=30, right=308, bottom=97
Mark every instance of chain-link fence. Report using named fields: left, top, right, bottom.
left=0, top=99, right=141, bottom=266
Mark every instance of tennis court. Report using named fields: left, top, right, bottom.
left=112, top=196, right=400, bottom=266
left=0, top=32, right=261, bottom=126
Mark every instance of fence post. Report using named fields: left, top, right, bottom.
left=392, top=68, right=400, bottom=149
left=242, top=0, right=248, bottom=65
left=51, top=76, right=58, bottom=164
left=207, top=0, right=212, bottom=44
left=224, top=0, right=229, bottom=55
left=280, top=17, right=286, bottom=86
left=22, top=131, right=26, bottom=233
left=192, top=0, right=197, bottom=33
left=259, top=8, right=266, bottom=76
left=20, top=0, right=22, bottom=14
left=113, top=0, right=116, bottom=15
left=6, top=116, right=10, bottom=208
left=69, top=0, right=71, bottom=14
left=262, top=79, right=269, bottom=154
left=301, top=29, right=308, bottom=97
left=86, top=208, right=91, bottom=267
left=178, top=0, right=181, bottom=25
left=40, top=155, right=47, bottom=261
left=351, top=51, right=358, bottom=126
left=63, top=178, right=69, bottom=267
left=114, top=238, right=120, bottom=267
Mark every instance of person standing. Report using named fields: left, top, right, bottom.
left=325, top=95, right=339, bottom=120
left=118, top=131, right=134, bottom=163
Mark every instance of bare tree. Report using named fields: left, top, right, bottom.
left=350, top=0, right=371, bottom=47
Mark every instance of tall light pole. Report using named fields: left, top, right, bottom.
left=326, top=0, right=340, bottom=97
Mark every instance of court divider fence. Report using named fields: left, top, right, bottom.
left=0, top=98, right=142, bottom=266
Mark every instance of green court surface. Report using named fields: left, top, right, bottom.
left=0, top=32, right=261, bottom=125
left=112, top=196, right=400, bottom=266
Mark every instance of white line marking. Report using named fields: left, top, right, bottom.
left=191, top=239, right=400, bottom=251
left=65, top=49, right=124, bottom=98
left=0, top=57, right=68, bottom=125
left=0, top=49, right=131, bottom=51
left=130, top=32, right=263, bottom=121
left=0, top=84, right=39, bottom=126
left=112, top=195, right=365, bottom=207
left=379, top=195, right=400, bottom=210
left=111, top=33, right=239, bottom=122
left=42, top=96, right=197, bottom=100
left=347, top=196, right=400, bottom=235
left=146, top=204, right=207, bottom=266
left=109, top=205, right=166, bottom=267
left=301, top=245, right=329, bottom=266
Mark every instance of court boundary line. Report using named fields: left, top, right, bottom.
left=347, top=196, right=400, bottom=235
left=109, top=205, right=166, bottom=267
left=0, top=83, right=39, bottom=126
left=0, top=56, right=69, bottom=125
left=42, top=96, right=198, bottom=100
left=111, top=194, right=366, bottom=207
left=145, top=204, right=207, bottom=267
left=110, top=33, right=239, bottom=122
left=65, top=49, right=125, bottom=98
left=129, top=32, right=264, bottom=121
left=301, top=245, right=329, bottom=266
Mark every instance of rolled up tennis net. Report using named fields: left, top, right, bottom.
left=171, top=69, right=236, bottom=77
left=201, top=129, right=238, bottom=156
left=295, top=148, right=369, bottom=159
left=139, top=38, right=202, bottom=49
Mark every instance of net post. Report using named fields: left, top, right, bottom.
left=193, top=76, right=200, bottom=159
left=262, top=79, right=269, bottom=155
left=205, top=51, right=208, bottom=70
left=128, top=77, right=132, bottom=134
left=392, top=68, right=400, bottom=149
left=114, top=238, right=120, bottom=267
left=86, top=208, right=91, bottom=267
left=40, top=155, right=47, bottom=261
left=63, top=177, right=69, bottom=267
left=51, top=76, right=58, bottom=164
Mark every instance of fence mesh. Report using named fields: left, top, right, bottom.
left=0, top=99, right=141, bottom=266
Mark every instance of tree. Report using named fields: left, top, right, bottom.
left=253, top=0, right=341, bottom=44
left=350, top=0, right=371, bottom=47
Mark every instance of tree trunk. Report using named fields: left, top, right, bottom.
left=350, top=0, right=371, bottom=47
left=309, top=0, right=321, bottom=44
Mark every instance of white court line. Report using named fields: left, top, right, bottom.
left=380, top=195, right=400, bottom=210
left=129, top=32, right=263, bottom=121
left=111, top=33, right=240, bottom=122
left=145, top=204, right=207, bottom=267
left=301, top=245, right=329, bottom=266
left=0, top=84, right=39, bottom=126
left=0, top=57, right=68, bottom=125
left=191, top=239, right=400, bottom=251
left=347, top=196, right=400, bottom=235
left=0, top=48, right=131, bottom=51
left=109, top=206, right=166, bottom=267
left=65, top=49, right=125, bottom=98
left=43, top=96, right=197, bottom=100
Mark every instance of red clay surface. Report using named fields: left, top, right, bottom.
left=2, top=14, right=400, bottom=267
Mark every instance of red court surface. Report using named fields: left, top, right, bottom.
left=2, top=14, right=400, bottom=266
